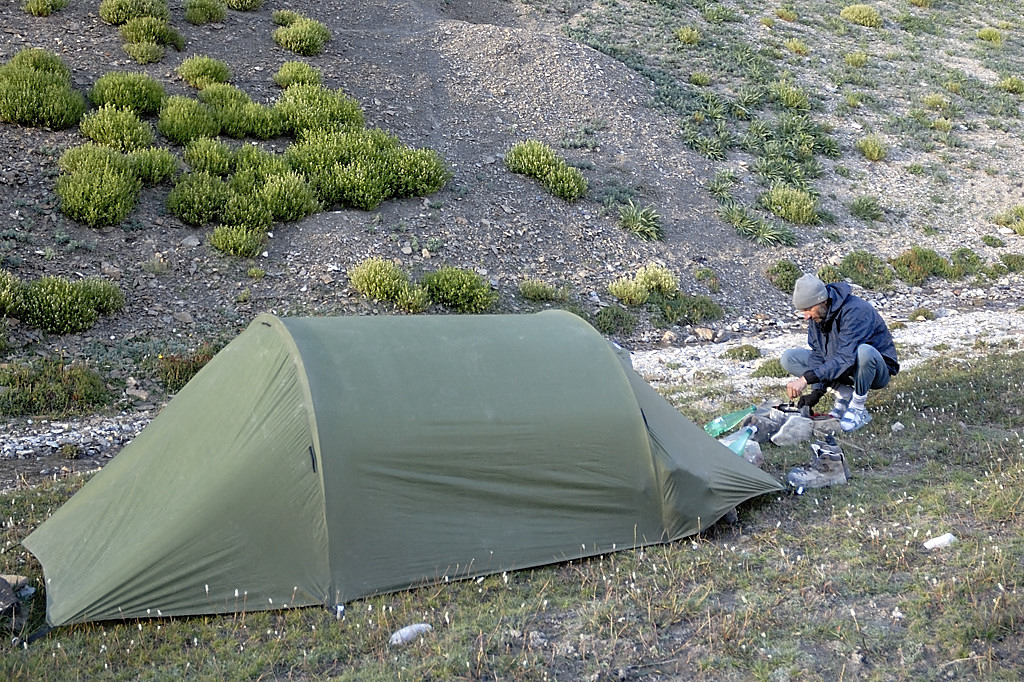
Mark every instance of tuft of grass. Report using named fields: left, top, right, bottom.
left=840, top=4, right=882, bottom=29
left=759, top=183, right=819, bottom=224
left=618, top=200, right=662, bottom=241
left=593, top=305, right=637, bottom=335
left=751, top=356, right=786, bottom=377
left=784, top=38, right=809, bottom=56
left=518, top=279, right=568, bottom=302
left=844, top=51, right=868, bottom=67
left=675, top=26, right=700, bottom=45
left=849, top=195, right=883, bottom=221
left=996, top=76, right=1024, bottom=95
left=506, top=140, right=587, bottom=201
left=723, top=344, right=760, bottom=361
left=855, top=134, right=887, bottom=161
left=976, top=27, right=1003, bottom=45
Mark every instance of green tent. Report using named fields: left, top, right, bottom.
left=24, top=311, right=782, bottom=626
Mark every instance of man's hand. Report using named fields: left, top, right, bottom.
left=786, top=376, right=808, bottom=400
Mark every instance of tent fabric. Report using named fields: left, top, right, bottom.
left=24, top=311, right=782, bottom=626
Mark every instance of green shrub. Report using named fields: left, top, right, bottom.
left=608, top=277, right=649, bottom=306
left=909, top=307, right=935, bottom=321
left=982, top=234, right=1005, bottom=248
left=635, top=264, right=678, bottom=296
left=198, top=83, right=250, bottom=110
left=947, top=249, right=981, bottom=278
left=389, top=147, right=450, bottom=197
left=422, top=266, right=498, bottom=313
left=157, top=345, right=217, bottom=392
left=618, top=200, right=662, bottom=241
left=593, top=306, right=637, bottom=335
left=20, top=277, right=96, bottom=333
left=993, top=205, right=1024, bottom=234
left=220, top=190, right=274, bottom=231
left=184, top=137, right=234, bottom=175
left=225, top=0, right=263, bottom=8
left=506, top=140, right=587, bottom=201
left=348, top=257, right=411, bottom=303
left=519, top=279, right=568, bottom=302
left=891, top=246, right=951, bottom=286
left=209, top=225, right=264, bottom=257
left=849, top=195, right=883, bottom=221
left=234, top=145, right=290, bottom=180
left=1000, top=253, right=1024, bottom=273
left=648, top=291, right=722, bottom=326
left=751, top=357, right=787, bottom=378
left=184, top=0, right=226, bottom=24
left=845, top=52, right=868, bottom=68
left=723, top=344, right=760, bottom=361
left=78, top=277, right=126, bottom=315
left=760, top=183, right=818, bottom=224
left=0, top=358, right=109, bottom=417
left=776, top=8, right=797, bottom=21
left=770, top=80, right=810, bottom=110
left=977, top=28, right=1003, bottom=45
left=166, top=171, right=230, bottom=225
left=0, top=269, right=23, bottom=316
left=260, top=171, right=320, bottom=222
left=58, top=142, right=128, bottom=175
left=99, top=0, right=170, bottom=25
left=275, top=83, right=364, bottom=135
left=784, top=38, right=809, bottom=56
left=0, top=49, right=86, bottom=129
left=273, top=61, right=321, bottom=88
left=57, top=159, right=141, bottom=227
left=79, top=104, right=155, bottom=152
left=855, top=134, right=887, bottom=161
left=694, top=267, right=720, bottom=292
left=675, top=26, right=700, bottom=45
left=158, top=95, right=220, bottom=144
left=120, top=17, right=184, bottom=51
left=90, top=71, right=164, bottom=114
left=689, top=72, right=712, bottom=86
left=839, top=250, right=894, bottom=289
left=997, top=76, right=1024, bottom=95
left=23, top=0, right=70, bottom=17
left=817, top=264, right=844, bottom=284
left=766, top=259, right=801, bottom=293
left=177, top=56, right=230, bottom=89
left=127, top=146, right=180, bottom=184
left=273, top=15, right=332, bottom=56
left=840, top=4, right=882, bottom=28
left=123, top=42, right=164, bottom=65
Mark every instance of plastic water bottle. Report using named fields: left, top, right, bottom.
left=719, top=425, right=757, bottom=455
left=704, top=405, right=756, bottom=437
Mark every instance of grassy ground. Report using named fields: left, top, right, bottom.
left=2, top=348, right=1022, bottom=680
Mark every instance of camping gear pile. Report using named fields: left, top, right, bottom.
left=707, top=398, right=850, bottom=492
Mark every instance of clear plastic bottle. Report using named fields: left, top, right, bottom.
left=704, top=405, right=756, bottom=437
left=719, top=425, right=757, bottom=455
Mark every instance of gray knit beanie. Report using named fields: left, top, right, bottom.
left=792, top=274, right=828, bottom=309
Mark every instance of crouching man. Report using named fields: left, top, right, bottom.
left=782, top=273, right=900, bottom=432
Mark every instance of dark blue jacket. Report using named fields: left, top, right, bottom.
left=804, top=282, right=899, bottom=385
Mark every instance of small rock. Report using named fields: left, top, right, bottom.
left=660, top=330, right=678, bottom=346
left=891, top=421, right=905, bottom=433
left=179, top=235, right=201, bottom=248
left=172, top=311, right=194, bottom=324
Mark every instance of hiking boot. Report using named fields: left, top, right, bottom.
left=786, top=451, right=849, bottom=491
left=840, top=407, right=872, bottom=432
left=811, top=435, right=851, bottom=480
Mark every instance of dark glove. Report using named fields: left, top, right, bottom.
left=797, top=388, right=825, bottom=410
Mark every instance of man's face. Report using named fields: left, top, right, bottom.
left=800, top=301, right=827, bottom=323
